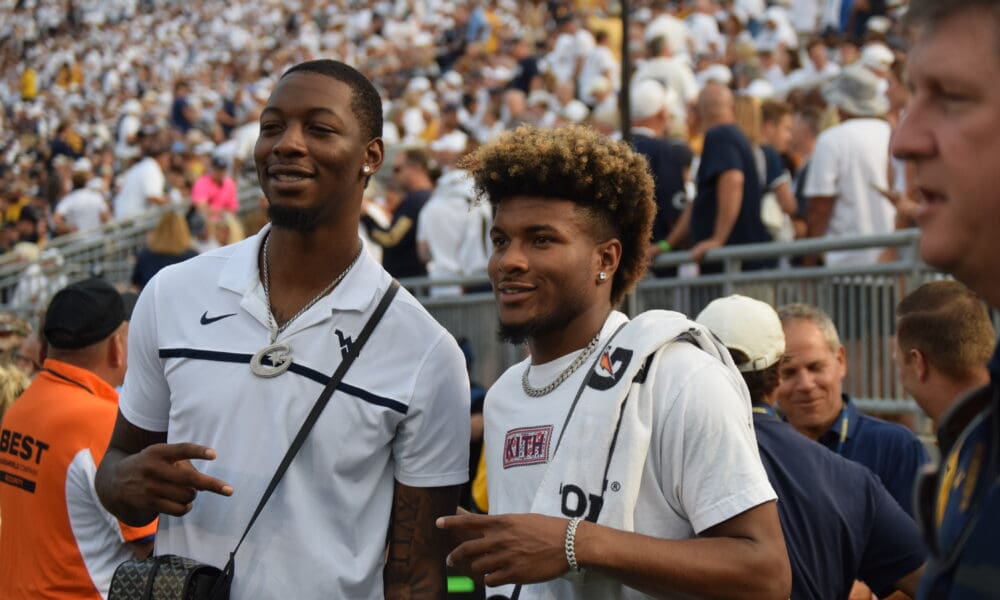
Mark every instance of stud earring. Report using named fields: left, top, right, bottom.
left=598, top=272, right=608, bottom=281
left=362, top=165, right=372, bottom=174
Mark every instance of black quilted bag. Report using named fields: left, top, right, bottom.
left=109, top=554, right=229, bottom=600
left=107, top=282, right=399, bottom=600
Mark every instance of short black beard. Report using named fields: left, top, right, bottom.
left=495, top=305, right=583, bottom=347
left=497, top=321, right=534, bottom=346
left=267, top=204, right=324, bottom=232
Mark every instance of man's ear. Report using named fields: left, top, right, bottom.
left=363, top=137, right=385, bottom=176
left=108, top=324, right=128, bottom=371
left=910, top=348, right=929, bottom=382
left=595, top=238, right=622, bottom=280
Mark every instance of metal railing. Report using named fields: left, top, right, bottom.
left=0, top=181, right=263, bottom=320
left=0, top=209, right=952, bottom=416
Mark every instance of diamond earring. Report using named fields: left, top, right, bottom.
left=598, top=272, right=608, bottom=281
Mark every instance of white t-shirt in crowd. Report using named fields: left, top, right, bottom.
left=112, top=157, right=165, bottom=220
left=55, top=187, right=107, bottom=233
left=803, top=117, right=895, bottom=266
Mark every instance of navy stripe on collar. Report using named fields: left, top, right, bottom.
left=159, top=348, right=408, bottom=414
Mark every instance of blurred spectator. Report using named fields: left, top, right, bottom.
left=689, top=82, right=774, bottom=270
left=368, top=147, right=433, bottom=279
left=630, top=80, right=693, bottom=271
left=895, top=281, right=994, bottom=425
left=416, top=156, right=488, bottom=296
left=112, top=131, right=170, bottom=220
left=53, top=157, right=109, bottom=235
left=802, top=65, right=894, bottom=266
left=12, top=248, right=66, bottom=311
left=0, top=312, right=31, bottom=368
left=212, top=212, right=245, bottom=248
left=187, top=209, right=218, bottom=254
left=790, top=106, right=822, bottom=237
left=191, top=155, right=238, bottom=218
left=15, top=331, right=42, bottom=378
left=0, top=363, right=30, bottom=423
left=131, top=211, right=197, bottom=290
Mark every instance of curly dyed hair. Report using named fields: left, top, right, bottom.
left=460, top=124, right=655, bottom=306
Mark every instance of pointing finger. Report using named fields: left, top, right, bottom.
left=436, top=512, right=492, bottom=530
left=153, top=442, right=219, bottom=463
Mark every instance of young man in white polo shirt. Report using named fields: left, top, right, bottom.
left=96, top=60, right=471, bottom=599
left=438, top=124, right=789, bottom=599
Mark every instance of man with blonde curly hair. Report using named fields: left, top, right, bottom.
left=438, top=124, right=790, bottom=600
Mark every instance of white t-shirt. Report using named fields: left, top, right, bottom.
left=55, top=187, right=107, bottom=233
left=484, top=312, right=775, bottom=599
left=686, top=13, right=725, bottom=59
left=416, top=169, right=491, bottom=295
left=112, top=157, right=165, bottom=220
left=578, top=45, right=619, bottom=106
left=644, top=14, right=691, bottom=61
left=546, top=30, right=595, bottom=85
left=119, top=227, right=471, bottom=599
left=803, top=118, right=895, bottom=266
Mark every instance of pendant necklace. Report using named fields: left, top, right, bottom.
left=250, top=233, right=362, bottom=378
left=521, top=331, right=602, bottom=397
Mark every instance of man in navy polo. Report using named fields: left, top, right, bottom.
left=891, top=0, right=1000, bottom=595
left=697, top=295, right=925, bottom=600
left=775, top=303, right=929, bottom=515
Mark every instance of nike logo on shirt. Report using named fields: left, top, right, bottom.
left=200, top=311, right=237, bottom=325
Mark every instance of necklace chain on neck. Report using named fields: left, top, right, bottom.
left=262, top=233, right=361, bottom=343
left=521, top=331, right=603, bottom=398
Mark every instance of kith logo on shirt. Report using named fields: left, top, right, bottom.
left=503, top=425, right=553, bottom=469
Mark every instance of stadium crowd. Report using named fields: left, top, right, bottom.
left=0, top=0, right=915, bottom=308
left=2, top=0, right=998, bottom=599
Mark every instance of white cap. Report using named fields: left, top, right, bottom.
left=860, top=43, right=894, bottom=73
left=406, top=77, right=431, bottom=93
left=695, top=295, right=785, bottom=372
left=696, top=64, right=733, bottom=87
left=866, top=16, right=892, bottom=34
left=527, top=90, right=552, bottom=107
left=743, top=79, right=775, bottom=100
left=561, top=99, right=590, bottom=123
left=72, top=157, right=93, bottom=173
left=630, top=79, right=670, bottom=121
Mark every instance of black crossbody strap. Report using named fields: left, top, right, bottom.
left=226, top=279, right=400, bottom=559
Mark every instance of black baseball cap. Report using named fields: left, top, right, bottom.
left=44, top=278, right=126, bottom=350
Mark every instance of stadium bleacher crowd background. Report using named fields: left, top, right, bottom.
left=0, top=0, right=915, bottom=384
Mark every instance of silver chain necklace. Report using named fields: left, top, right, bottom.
left=262, top=232, right=362, bottom=342
left=521, top=331, right=602, bottom=397
left=250, top=233, right=361, bottom=378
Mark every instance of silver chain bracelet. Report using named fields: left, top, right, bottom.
left=564, top=517, right=584, bottom=573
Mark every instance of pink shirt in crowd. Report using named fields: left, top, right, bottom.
left=191, top=174, right=238, bottom=215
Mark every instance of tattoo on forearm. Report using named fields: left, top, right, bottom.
left=384, top=483, right=457, bottom=599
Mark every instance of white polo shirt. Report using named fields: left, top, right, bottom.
left=120, top=226, right=471, bottom=599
